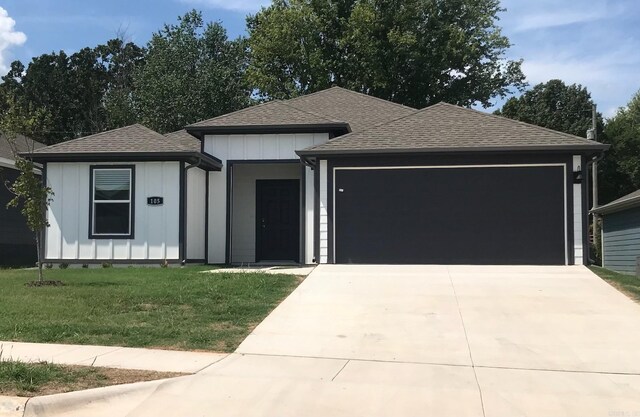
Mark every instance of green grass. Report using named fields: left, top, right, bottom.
left=0, top=360, right=99, bottom=395
left=589, top=266, right=640, bottom=302
left=0, top=267, right=300, bottom=351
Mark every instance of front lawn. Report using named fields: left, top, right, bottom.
left=0, top=267, right=300, bottom=351
left=0, top=360, right=182, bottom=397
left=589, top=266, right=640, bottom=303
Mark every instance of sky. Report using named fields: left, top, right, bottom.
left=0, top=0, right=638, bottom=117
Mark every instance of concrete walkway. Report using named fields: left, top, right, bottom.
left=18, top=265, right=640, bottom=416
left=0, top=341, right=227, bottom=373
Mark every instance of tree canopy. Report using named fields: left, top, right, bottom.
left=495, top=79, right=602, bottom=138
left=600, top=90, right=640, bottom=204
left=246, top=0, right=526, bottom=107
left=134, top=10, right=251, bottom=133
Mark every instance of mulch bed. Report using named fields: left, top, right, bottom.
left=25, top=280, right=65, bottom=287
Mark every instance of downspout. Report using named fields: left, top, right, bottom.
left=182, top=157, right=202, bottom=265
left=586, top=152, right=605, bottom=265
left=300, top=155, right=316, bottom=169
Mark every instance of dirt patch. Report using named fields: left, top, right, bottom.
left=0, top=365, right=186, bottom=397
left=24, top=280, right=65, bottom=287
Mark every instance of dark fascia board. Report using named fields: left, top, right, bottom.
left=296, top=143, right=610, bottom=158
left=20, top=151, right=223, bottom=171
left=592, top=195, right=640, bottom=215
left=185, top=123, right=351, bottom=139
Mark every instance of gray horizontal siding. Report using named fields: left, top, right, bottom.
left=602, top=206, right=640, bottom=274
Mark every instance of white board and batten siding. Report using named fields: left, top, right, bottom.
left=186, top=167, right=207, bottom=260
left=203, top=133, right=330, bottom=264
left=45, top=162, right=180, bottom=261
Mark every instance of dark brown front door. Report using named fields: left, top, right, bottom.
left=256, top=179, right=300, bottom=263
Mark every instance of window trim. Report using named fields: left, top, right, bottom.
left=89, top=165, right=136, bottom=239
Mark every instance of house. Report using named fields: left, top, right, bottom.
left=592, top=189, right=640, bottom=274
left=0, top=134, right=45, bottom=266
left=24, top=87, right=608, bottom=266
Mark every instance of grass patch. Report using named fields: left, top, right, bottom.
left=0, top=360, right=183, bottom=397
left=589, top=266, right=640, bottom=302
left=0, top=266, right=301, bottom=351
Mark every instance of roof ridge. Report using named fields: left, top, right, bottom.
left=286, top=86, right=417, bottom=111
left=35, top=124, right=156, bottom=152
left=188, top=100, right=281, bottom=126
left=438, top=102, right=599, bottom=145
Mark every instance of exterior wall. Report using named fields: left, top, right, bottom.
left=572, top=155, right=584, bottom=264
left=45, top=161, right=181, bottom=262
left=203, top=133, right=329, bottom=264
left=186, top=167, right=206, bottom=261
left=602, top=206, right=640, bottom=274
left=319, top=160, right=329, bottom=263
left=231, top=163, right=301, bottom=263
left=0, top=165, right=38, bottom=266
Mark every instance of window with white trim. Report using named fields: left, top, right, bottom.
left=90, top=166, right=134, bottom=238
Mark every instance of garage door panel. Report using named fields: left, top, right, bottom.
left=334, top=166, right=566, bottom=265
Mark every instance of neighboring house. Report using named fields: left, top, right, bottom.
left=23, top=87, right=607, bottom=266
left=593, top=190, right=640, bottom=274
left=0, top=134, right=45, bottom=266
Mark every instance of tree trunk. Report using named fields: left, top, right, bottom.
left=35, top=232, right=43, bottom=282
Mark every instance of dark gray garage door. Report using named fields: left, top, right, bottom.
left=334, top=165, right=567, bottom=265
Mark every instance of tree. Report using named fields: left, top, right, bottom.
left=246, top=0, right=526, bottom=107
left=1, top=98, right=53, bottom=282
left=134, top=10, right=252, bottom=133
left=600, top=90, right=640, bottom=204
left=495, top=79, right=602, bottom=137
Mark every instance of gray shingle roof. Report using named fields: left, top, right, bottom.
left=31, top=124, right=192, bottom=154
left=298, top=102, right=608, bottom=156
left=164, top=129, right=200, bottom=151
left=186, top=87, right=416, bottom=133
left=592, top=189, right=640, bottom=215
left=187, top=100, right=345, bottom=129
left=286, top=87, right=416, bottom=132
left=0, top=133, right=45, bottom=161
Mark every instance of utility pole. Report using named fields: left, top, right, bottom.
left=590, top=104, right=599, bottom=249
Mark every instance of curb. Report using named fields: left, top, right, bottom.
left=22, top=377, right=185, bottom=417
left=0, top=396, right=28, bottom=417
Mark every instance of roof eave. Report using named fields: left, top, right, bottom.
left=185, top=123, right=351, bottom=139
left=296, top=144, right=610, bottom=157
left=20, top=151, right=223, bottom=171
left=591, top=196, right=640, bottom=215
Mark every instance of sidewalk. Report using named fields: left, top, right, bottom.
left=0, top=341, right=227, bottom=373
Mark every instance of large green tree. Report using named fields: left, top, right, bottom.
left=246, top=0, right=526, bottom=107
left=134, top=10, right=252, bottom=133
left=600, top=90, right=640, bottom=204
left=495, top=79, right=602, bottom=138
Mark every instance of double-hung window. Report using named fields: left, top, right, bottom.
left=90, top=166, right=135, bottom=238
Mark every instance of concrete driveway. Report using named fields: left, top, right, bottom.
left=28, top=265, right=640, bottom=417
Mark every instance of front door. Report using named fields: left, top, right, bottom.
left=256, top=179, right=300, bottom=263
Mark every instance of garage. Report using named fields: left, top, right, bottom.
left=333, top=165, right=567, bottom=265
left=297, top=101, right=608, bottom=266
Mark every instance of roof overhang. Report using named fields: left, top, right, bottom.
left=20, top=151, right=223, bottom=171
left=186, top=123, right=351, bottom=139
left=592, top=194, right=640, bottom=215
left=296, top=143, right=610, bottom=158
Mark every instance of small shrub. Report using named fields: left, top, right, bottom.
left=101, top=263, right=112, bottom=269
left=58, top=263, right=69, bottom=269
left=160, top=260, right=169, bottom=268
left=44, top=263, right=53, bottom=269
left=81, top=264, right=89, bottom=269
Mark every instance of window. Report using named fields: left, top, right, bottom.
left=90, top=166, right=135, bottom=238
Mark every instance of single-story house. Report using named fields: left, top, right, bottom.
left=0, top=134, right=45, bottom=266
left=24, top=87, right=608, bottom=266
left=592, top=189, right=640, bottom=274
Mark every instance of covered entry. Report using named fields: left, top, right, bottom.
left=333, top=165, right=567, bottom=265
